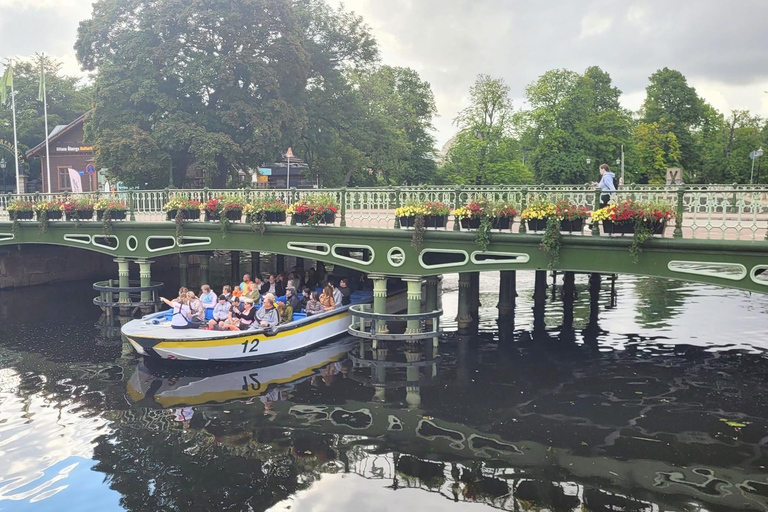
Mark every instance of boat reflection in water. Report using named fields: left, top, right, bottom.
left=128, top=337, right=360, bottom=409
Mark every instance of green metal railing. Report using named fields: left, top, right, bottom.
left=2, top=185, right=768, bottom=241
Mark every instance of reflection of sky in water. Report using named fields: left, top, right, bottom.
left=0, top=368, right=122, bottom=511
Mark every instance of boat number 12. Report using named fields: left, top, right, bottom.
left=241, top=338, right=260, bottom=353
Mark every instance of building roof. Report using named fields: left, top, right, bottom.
left=25, top=113, right=89, bottom=158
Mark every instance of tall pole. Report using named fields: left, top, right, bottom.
left=750, top=153, right=756, bottom=184
left=41, top=55, right=51, bottom=194
left=620, top=144, right=625, bottom=185
left=9, top=62, right=19, bottom=194
left=286, top=155, right=290, bottom=190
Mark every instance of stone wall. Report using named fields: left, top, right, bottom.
left=0, top=246, right=179, bottom=290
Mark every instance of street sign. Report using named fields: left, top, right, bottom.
left=86, top=164, right=96, bottom=175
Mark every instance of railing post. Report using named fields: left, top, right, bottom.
left=290, top=187, right=297, bottom=225
left=519, top=188, right=528, bottom=234
left=453, top=185, right=462, bottom=231
left=591, top=188, right=602, bottom=236
left=674, top=185, right=685, bottom=238
left=128, top=190, right=136, bottom=221
left=393, top=186, right=401, bottom=229
left=340, top=187, right=347, bottom=227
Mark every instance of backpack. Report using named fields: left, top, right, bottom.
left=612, top=175, right=620, bottom=190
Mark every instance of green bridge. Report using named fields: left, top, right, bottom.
left=1, top=185, right=767, bottom=298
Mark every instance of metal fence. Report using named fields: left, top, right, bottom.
left=2, top=185, right=768, bottom=241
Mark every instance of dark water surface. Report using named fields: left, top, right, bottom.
left=2, top=273, right=768, bottom=511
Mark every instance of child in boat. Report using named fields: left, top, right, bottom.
left=199, top=284, right=217, bottom=310
left=254, top=294, right=280, bottom=328
left=207, top=294, right=231, bottom=330
left=305, top=292, right=324, bottom=316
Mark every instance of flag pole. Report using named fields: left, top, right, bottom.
left=40, top=55, right=52, bottom=194
left=9, top=62, right=20, bottom=194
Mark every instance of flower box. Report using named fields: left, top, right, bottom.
left=602, top=219, right=666, bottom=236
left=10, top=211, right=34, bottom=221
left=527, top=219, right=547, bottom=232
left=492, top=217, right=512, bottom=230
left=97, top=210, right=127, bottom=221
left=65, top=211, right=94, bottom=221
left=400, top=215, right=447, bottom=229
left=166, top=209, right=201, bottom=221
left=225, top=209, right=242, bottom=222
left=36, top=210, right=63, bottom=221
left=294, top=212, right=335, bottom=225
left=205, top=211, right=220, bottom=222
left=460, top=218, right=482, bottom=230
left=560, top=219, right=584, bottom=233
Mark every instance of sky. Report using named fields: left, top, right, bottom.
left=3, top=0, right=768, bottom=147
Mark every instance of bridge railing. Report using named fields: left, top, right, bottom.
left=2, top=185, right=768, bottom=241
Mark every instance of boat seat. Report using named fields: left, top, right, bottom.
left=205, top=309, right=214, bottom=321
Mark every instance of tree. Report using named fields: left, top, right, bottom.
left=441, top=74, right=533, bottom=185
left=518, top=67, right=632, bottom=184
left=0, top=57, right=92, bottom=183
left=76, top=0, right=311, bottom=188
left=633, top=122, right=681, bottom=183
left=642, top=68, right=704, bottom=173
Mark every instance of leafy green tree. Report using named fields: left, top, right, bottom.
left=633, top=122, right=682, bottom=183
left=642, top=68, right=704, bottom=173
left=76, top=0, right=310, bottom=188
left=0, top=57, right=92, bottom=182
left=442, top=74, right=533, bottom=185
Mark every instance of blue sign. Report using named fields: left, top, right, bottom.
left=259, top=168, right=272, bottom=176
left=86, top=164, right=96, bottom=175
left=79, top=171, right=85, bottom=176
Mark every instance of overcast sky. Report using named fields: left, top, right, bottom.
left=3, top=0, right=768, bottom=147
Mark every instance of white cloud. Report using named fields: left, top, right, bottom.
left=580, top=13, right=613, bottom=39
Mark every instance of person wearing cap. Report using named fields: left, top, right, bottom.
left=208, top=294, right=232, bottom=330
left=255, top=293, right=280, bottom=328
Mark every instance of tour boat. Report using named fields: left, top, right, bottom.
left=127, top=337, right=359, bottom=407
left=122, top=289, right=405, bottom=362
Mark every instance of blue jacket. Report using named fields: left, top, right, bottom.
left=599, top=172, right=616, bottom=192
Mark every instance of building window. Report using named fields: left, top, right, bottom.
left=58, top=166, right=72, bottom=191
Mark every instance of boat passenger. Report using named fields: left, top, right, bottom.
left=199, top=284, right=217, bottom=310
left=255, top=294, right=280, bottom=328
left=285, top=286, right=301, bottom=310
left=304, top=270, right=316, bottom=289
left=232, top=285, right=243, bottom=298
left=301, top=286, right=312, bottom=309
left=339, top=278, right=352, bottom=306
left=332, top=281, right=343, bottom=309
left=319, top=284, right=336, bottom=311
left=220, top=297, right=242, bottom=329
left=260, top=274, right=285, bottom=297
left=305, top=292, right=324, bottom=316
left=186, top=291, right=206, bottom=325
left=176, top=286, right=189, bottom=301
left=240, top=273, right=252, bottom=291
left=243, top=281, right=261, bottom=305
left=238, top=297, right=258, bottom=330
left=276, top=301, right=293, bottom=324
left=207, top=294, right=231, bottom=329
left=160, top=296, right=195, bottom=330
left=222, top=285, right=233, bottom=302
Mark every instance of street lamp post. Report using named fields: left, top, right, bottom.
left=750, top=147, right=764, bottom=184
left=0, top=158, right=6, bottom=191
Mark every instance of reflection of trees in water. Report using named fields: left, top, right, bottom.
left=633, top=277, right=689, bottom=328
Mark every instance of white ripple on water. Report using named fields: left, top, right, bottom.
left=0, top=367, right=112, bottom=504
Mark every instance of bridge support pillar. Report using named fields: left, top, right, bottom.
left=404, top=277, right=423, bottom=335
left=562, top=271, right=575, bottom=331
left=533, top=270, right=547, bottom=302
left=199, top=254, right=209, bottom=286
left=250, top=252, right=260, bottom=279
left=373, top=345, right=388, bottom=402
left=316, top=261, right=326, bottom=280
left=230, top=251, right=241, bottom=284
left=114, top=258, right=131, bottom=317
left=276, top=254, right=285, bottom=275
left=584, top=273, right=603, bottom=347
left=469, top=272, right=480, bottom=322
left=370, top=274, right=389, bottom=335
left=456, top=273, right=474, bottom=334
left=497, top=271, right=516, bottom=341
left=137, top=259, right=155, bottom=313
left=425, top=275, right=441, bottom=330
left=179, top=254, right=189, bottom=288
left=295, top=256, right=304, bottom=271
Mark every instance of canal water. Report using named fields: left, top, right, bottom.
left=1, top=271, right=768, bottom=511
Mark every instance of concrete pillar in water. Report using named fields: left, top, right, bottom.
left=532, top=270, right=548, bottom=340
left=230, top=251, right=241, bottom=284
left=373, top=345, right=388, bottom=402
left=251, top=252, right=260, bottom=279
left=425, top=275, right=441, bottom=347
left=405, top=347, right=422, bottom=409
left=456, top=273, right=474, bottom=334
left=114, top=258, right=131, bottom=317
left=562, top=271, right=576, bottom=333
left=179, top=254, right=189, bottom=288
left=497, top=270, right=516, bottom=342
left=403, top=277, right=423, bottom=335
left=276, top=254, right=285, bottom=275
left=370, top=274, right=389, bottom=336
left=583, top=273, right=602, bottom=347
left=533, top=270, right=548, bottom=301
left=469, top=272, right=480, bottom=322
left=199, top=254, right=210, bottom=286
left=137, top=259, right=154, bottom=312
